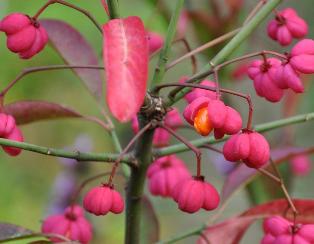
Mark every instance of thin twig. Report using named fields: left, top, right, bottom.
left=69, top=171, right=125, bottom=208
left=166, top=29, right=240, bottom=71
left=108, top=122, right=153, bottom=184
left=33, top=0, right=103, bottom=33
left=70, top=172, right=112, bottom=206
left=83, top=116, right=111, bottom=131
left=243, top=0, right=267, bottom=25
left=269, top=157, right=299, bottom=220
left=173, top=38, right=198, bottom=74
left=258, top=168, right=281, bottom=182
left=159, top=123, right=202, bottom=177
left=0, top=65, right=103, bottom=97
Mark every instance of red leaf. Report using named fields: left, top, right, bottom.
left=101, top=0, right=110, bottom=17
left=198, top=216, right=258, bottom=244
left=198, top=199, right=314, bottom=243
left=4, top=100, right=82, bottom=125
left=103, top=16, right=148, bottom=122
left=242, top=198, right=314, bottom=224
left=40, top=19, right=103, bottom=101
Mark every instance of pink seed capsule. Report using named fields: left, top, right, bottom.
left=147, top=155, right=191, bottom=198
left=247, top=58, right=284, bottom=102
left=0, top=12, right=48, bottom=59
left=42, top=205, right=92, bottom=244
left=298, top=224, right=314, bottom=242
left=0, top=113, right=23, bottom=156
left=263, top=216, right=291, bottom=235
left=183, top=97, right=242, bottom=138
left=164, top=108, right=183, bottom=129
left=152, top=128, right=171, bottom=148
left=0, top=13, right=30, bottom=34
left=182, top=78, right=217, bottom=104
left=290, top=39, right=314, bottom=75
left=83, top=185, right=124, bottom=216
left=261, top=216, right=314, bottom=244
left=223, top=130, right=270, bottom=168
left=290, top=154, right=311, bottom=176
left=2, top=126, right=23, bottom=156
left=266, top=8, right=308, bottom=46
left=171, top=176, right=220, bottom=213
left=147, top=31, right=164, bottom=55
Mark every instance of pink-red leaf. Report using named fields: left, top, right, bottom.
left=242, top=198, right=314, bottom=223
left=198, top=216, right=258, bottom=244
left=4, top=100, right=82, bottom=125
left=103, top=16, right=148, bottom=122
left=40, top=19, right=103, bottom=101
left=198, top=199, right=314, bottom=243
left=101, top=0, right=110, bottom=16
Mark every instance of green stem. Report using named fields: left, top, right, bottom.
left=151, top=0, right=185, bottom=85
left=110, top=130, right=122, bottom=152
left=125, top=119, right=155, bottom=244
left=0, top=113, right=311, bottom=168
left=162, top=0, right=283, bottom=106
left=155, top=112, right=314, bottom=157
left=0, top=138, right=133, bottom=166
left=107, top=0, right=120, bottom=19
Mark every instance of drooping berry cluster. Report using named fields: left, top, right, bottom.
left=146, top=155, right=220, bottom=213
left=181, top=77, right=271, bottom=169
left=267, top=8, right=308, bottom=46
left=182, top=79, right=242, bottom=138
left=42, top=205, right=92, bottom=244
left=248, top=40, right=314, bottom=102
left=0, top=13, right=48, bottom=59
left=0, top=113, right=23, bottom=156
left=262, top=216, right=314, bottom=243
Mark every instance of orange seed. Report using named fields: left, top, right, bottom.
left=193, top=107, right=213, bottom=136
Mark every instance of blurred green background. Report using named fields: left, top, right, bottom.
left=0, top=0, right=313, bottom=243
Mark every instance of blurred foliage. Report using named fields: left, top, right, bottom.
left=0, top=0, right=313, bottom=244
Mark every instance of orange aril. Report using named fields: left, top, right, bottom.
left=193, top=107, right=213, bottom=136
